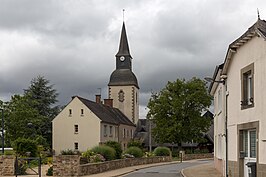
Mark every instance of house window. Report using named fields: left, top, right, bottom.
left=115, top=127, right=118, bottom=138
left=81, top=109, right=84, bottom=116
left=241, top=63, right=254, bottom=109
left=69, top=109, right=72, bottom=116
left=109, top=126, right=113, bottom=137
left=74, top=142, right=78, bottom=150
left=123, top=128, right=126, bottom=138
left=104, top=125, right=107, bottom=137
left=217, top=88, right=222, bottom=113
left=127, top=130, right=129, bottom=137
left=74, top=125, right=78, bottom=134
left=130, top=129, right=133, bottom=139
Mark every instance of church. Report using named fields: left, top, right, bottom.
left=52, top=22, right=139, bottom=155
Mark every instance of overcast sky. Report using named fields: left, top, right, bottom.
left=0, top=0, right=265, bottom=118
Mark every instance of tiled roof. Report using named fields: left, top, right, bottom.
left=76, top=96, right=135, bottom=127
left=222, top=19, right=266, bottom=74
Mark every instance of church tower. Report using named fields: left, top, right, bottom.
left=108, top=22, right=139, bottom=124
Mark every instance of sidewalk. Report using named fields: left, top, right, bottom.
left=181, top=163, right=223, bottom=177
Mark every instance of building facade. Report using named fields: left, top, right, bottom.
left=210, top=18, right=266, bottom=177
left=53, top=96, right=135, bottom=155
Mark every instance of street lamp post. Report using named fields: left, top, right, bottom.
left=0, top=108, right=4, bottom=154
left=205, top=76, right=228, bottom=177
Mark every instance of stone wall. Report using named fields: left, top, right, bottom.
left=257, top=163, right=266, bottom=177
left=0, top=155, right=15, bottom=176
left=53, top=155, right=171, bottom=176
left=79, top=156, right=172, bottom=176
left=182, top=153, right=213, bottom=161
left=53, top=155, right=80, bottom=177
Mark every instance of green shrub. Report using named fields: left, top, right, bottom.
left=127, top=140, right=143, bottom=149
left=144, top=151, right=154, bottom=157
left=12, top=138, right=38, bottom=157
left=61, top=149, right=76, bottom=155
left=104, top=141, right=122, bottom=159
left=91, top=145, right=116, bottom=161
left=124, top=146, right=143, bottom=158
left=46, top=166, right=53, bottom=176
left=4, top=150, right=14, bottom=155
left=82, top=149, right=95, bottom=159
left=153, top=147, right=171, bottom=156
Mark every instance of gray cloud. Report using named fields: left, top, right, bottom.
left=1, top=0, right=266, bottom=117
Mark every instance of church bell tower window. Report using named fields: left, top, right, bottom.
left=118, top=90, right=125, bottom=102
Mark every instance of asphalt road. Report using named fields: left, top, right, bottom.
left=123, top=159, right=213, bottom=177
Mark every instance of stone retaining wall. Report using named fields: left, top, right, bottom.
left=53, top=155, right=80, bottom=177
left=182, top=153, right=213, bottom=161
left=0, top=155, right=15, bottom=176
left=79, top=156, right=172, bottom=176
left=53, top=155, right=172, bottom=176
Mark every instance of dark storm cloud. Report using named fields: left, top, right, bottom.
left=1, top=0, right=266, bottom=117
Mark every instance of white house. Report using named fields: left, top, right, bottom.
left=52, top=96, right=135, bottom=155
left=210, top=17, right=266, bottom=177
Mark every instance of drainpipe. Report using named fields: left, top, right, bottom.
left=222, top=75, right=228, bottom=177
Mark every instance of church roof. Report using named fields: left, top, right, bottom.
left=222, top=18, right=266, bottom=75
left=108, top=69, right=139, bottom=88
left=76, top=96, right=135, bottom=126
left=115, top=22, right=132, bottom=58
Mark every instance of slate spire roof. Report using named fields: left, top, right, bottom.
left=115, top=22, right=132, bottom=58
left=108, top=22, right=139, bottom=88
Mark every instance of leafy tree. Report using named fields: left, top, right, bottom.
left=147, top=78, right=212, bottom=146
left=12, top=138, right=38, bottom=157
left=24, top=76, right=59, bottom=147
left=5, top=95, right=45, bottom=144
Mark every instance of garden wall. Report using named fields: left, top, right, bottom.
left=182, top=153, right=213, bottom=161
left=0, top=155, right=15, bottom=176
left=53, top=155, right=172, bottom=176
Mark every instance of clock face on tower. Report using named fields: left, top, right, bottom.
left=120, top=56, right=125, bottom=61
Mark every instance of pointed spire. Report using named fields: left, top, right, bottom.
left=116, top=22, right=132, bottom=58
left=257, top=8, right=260, bottom=20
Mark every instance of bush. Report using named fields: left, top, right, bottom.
left=123, top=147, right=143, bottom=158
left=104, top=141, right=122, bottom=159
left=144, top=151, right=154, bottom=157
left=91, top=145, right=116, bottom=161
left=12, top=138, right=38, bottom=157
left=127, top=140, right=143, bottom=149
left=61, top=149, right=78, bottom=155
left=153, top=147, right=171, bottom=156
left=46, top=166, right=53, bottom=176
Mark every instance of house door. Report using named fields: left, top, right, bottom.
left=243, top=129, right=256, bottom=177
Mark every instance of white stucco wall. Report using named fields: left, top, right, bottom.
left=52, top=97, right=101, bottom=155
left=108, top=85, right=139, bottom=124
left=226, top=35, right=266, bottom=163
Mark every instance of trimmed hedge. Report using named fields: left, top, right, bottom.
left=124, top=146, right=143, bottom=158
left=153, top=147, right=171, bottom=156
left=91, top=145, right=116, bottom=161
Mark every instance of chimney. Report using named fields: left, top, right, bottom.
left=104, top=99, right=113, bottom=107
left=95, top=95, right=101, bottom=104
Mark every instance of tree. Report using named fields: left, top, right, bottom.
left=5, top=95, right=45, bottom=144
left=147, top=78, right=212, bottom=146
left=24, top=76, right=59, bottom=148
